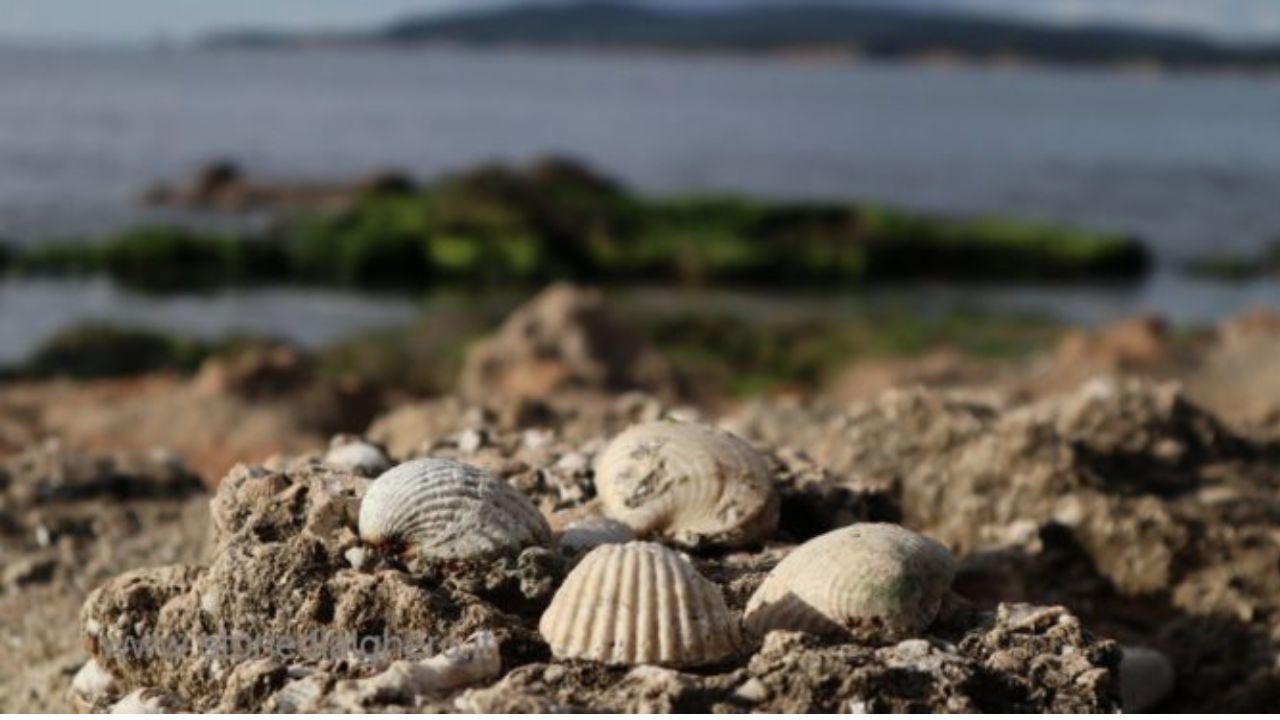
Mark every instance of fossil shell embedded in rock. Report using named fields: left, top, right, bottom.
left=359, top=458, right=551, bottom=563
left=595, top=421, right=778, bottom=548
left=539, top=541, right=741, bottom=668
left=744, top=523, right=955, bottom=643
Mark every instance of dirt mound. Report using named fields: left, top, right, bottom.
left=73, top=415, right=1118, bottom=712
left=1185, top=309, right=1280, bottom=429
left=459, top=284, right=676, bottom=405
left=0, top=352, right=380, bottom=484
left=0, top=443, right=208, bottom=712
left=731, top=377, right=1280, bottom=711
left=828, top=349, right=1001, bottom=403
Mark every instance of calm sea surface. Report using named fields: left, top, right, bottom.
left=1, top=46, right=1279, bottom=361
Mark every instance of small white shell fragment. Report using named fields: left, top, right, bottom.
left=1119, top=645, right=1175, bottom=712
left=559, top=515, right=636, bottom=555
left=744, top=524, right=955, bottom=643
left=733, top=677, right=770, bottom=703
left=344, top=546, right=370, bottom=571
left=358, top=458, right=551, bottom=563
left=539, top=541, right=741, bottom=668
left=69, top=658, right=118, bottom=712
left=595, top=421, right=778, bottom=548
left=457, top=428, right=486, bottom=454
left=324, top=436, right=393, bottom=477
left=337, top=631, right=501, bottom=705
left=110, top=687, right=190, bottom=713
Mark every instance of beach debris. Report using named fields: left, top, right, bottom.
left=331, top=631, right=501, bottom=708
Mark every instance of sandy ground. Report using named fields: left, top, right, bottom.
left=2, top=288, right=1279, bottom=712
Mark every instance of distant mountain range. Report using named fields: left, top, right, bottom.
left=207, top=1, right=1280, bottom=70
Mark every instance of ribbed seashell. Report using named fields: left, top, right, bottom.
left=595, top=421, right=778, bottom=548
left=744, top=524, right=955, bottom=643
left=359, top=458, right=551, bottom=563
left=325, top=436, right=393, bottom=477
left=559, top=515, right=636, bottom=555
left=539, top=541, right=741, bottom=668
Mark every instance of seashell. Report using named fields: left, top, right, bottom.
left=744, top=523, right=955, bottom=643
left=595, top=421, right=778, bottom=548
left=559, top=515, right=636, bottom=555
left=325, top=436, right=393, bottom=476
left=69, top=658, right=118, bottom=712
left=539, top=541, right=741, bottom=668
left=359, top=458, right=551, bottom=563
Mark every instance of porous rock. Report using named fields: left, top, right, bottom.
left=80, top=461, right=541, bottom=711
left=459, top=284, right=675, bottom=404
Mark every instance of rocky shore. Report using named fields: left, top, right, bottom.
left=2, top=285, right=1279, bottom=712
left=2, top=159, right=1149, bottom=291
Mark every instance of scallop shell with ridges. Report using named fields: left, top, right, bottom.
left=359, top=458, right=551, bottom=563
left=539, top=541, right=741, bottom=668
left=744, top=523, right=955, bottom=643
left=595, top=421, right=778, bottom=548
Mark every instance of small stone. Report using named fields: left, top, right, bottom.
left=1119, top=646, right=1175, bottom=713
left=733, top=678, right=770, bottom=703
left=522, top=428, right=555, bottom=450
left=458, top=428, right=486, bottom=454
left=345, top=546, right=370, bottom=571
left=554, top=452, right=590, bottom=474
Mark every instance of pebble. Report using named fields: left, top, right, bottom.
left=733, top=678, right=770, bottom=703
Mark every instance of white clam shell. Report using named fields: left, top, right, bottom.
left=325, top=437, right=393, bottom=476
left=744, top=523, right=955, bottom=643
left=539, top=541, right=741, bottom=668
left=595, top=421, right=778, bottom=548
left=559, top=515, right=636, bottom=555
left=359, top=458, right=551, bottom=562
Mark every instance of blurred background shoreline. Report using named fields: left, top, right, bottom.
left=2, top=1, right=1279, bottom=383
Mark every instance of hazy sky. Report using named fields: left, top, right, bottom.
left=3, top=0, right=1279, bottom=44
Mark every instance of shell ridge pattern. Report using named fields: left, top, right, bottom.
left=359, top=458, right=549, bottom=562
